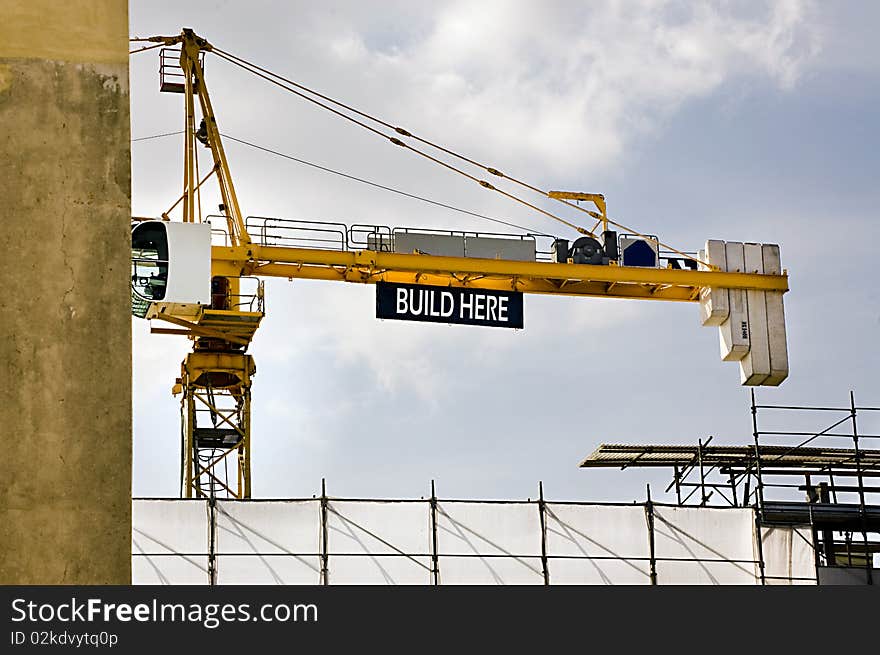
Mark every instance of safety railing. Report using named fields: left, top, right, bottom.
left=241, top=214, right=556, bottom=261
left=159, top=48, right=204, bottom=94
left=245, top=216, right=348, bottom=251
left=227, top=277, right=264, bottom=314
left=208, top=214, right=698, bottom=268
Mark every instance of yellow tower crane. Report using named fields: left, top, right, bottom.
left=130, top=30, right=790, bottom=499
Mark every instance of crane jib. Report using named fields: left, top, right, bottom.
left=376, top=282, right=524, bottom=329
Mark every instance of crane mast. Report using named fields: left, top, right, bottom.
left=131, top=29, right=790, bottom=499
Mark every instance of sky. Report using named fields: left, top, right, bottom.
left=128, top=1, right=880, bottom=503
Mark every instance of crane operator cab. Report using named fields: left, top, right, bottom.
left=131, top=220, right=212, bottom=319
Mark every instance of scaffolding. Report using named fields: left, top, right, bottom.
left=131, top=480, right=812, bottom=585
left=580, top=391, right=880, bottom=585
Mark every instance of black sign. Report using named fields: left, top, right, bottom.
left=376, top=282, right=523, bottom=329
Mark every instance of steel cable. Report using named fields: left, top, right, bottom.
left=209, top=46, right=710, bottom=265
left=131, top=129, right=550, bottom=235
left=221, top=134, right=552, bottom=236
left=211, top=49, right=594, bottom=237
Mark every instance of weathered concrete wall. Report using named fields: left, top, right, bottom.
left=0, top=0, right=131, bottom=583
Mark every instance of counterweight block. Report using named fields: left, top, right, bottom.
left=699, top=240, right=789, bottom=386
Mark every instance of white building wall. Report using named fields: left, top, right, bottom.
left=132, top=499, right=816, bottom=585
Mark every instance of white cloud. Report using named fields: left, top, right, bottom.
left=307, top=0, right=822, bottom=178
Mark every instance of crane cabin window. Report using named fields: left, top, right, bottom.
left=131, top=222, right=169, bottom=302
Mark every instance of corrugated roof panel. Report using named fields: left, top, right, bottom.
left=580, top=444, right=880, bottom=470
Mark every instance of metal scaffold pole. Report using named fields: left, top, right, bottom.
left=850, top=392, right=873, bottom=585
left=430, top=480, right=440, bottom=586
left=538, top=481, right=550, bottom=586
left=645, top=485, right=658, bottom=585
left=320, top=478, right=329, bottom=585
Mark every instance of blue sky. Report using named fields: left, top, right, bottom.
left=129, top=1, right=879, bottom=502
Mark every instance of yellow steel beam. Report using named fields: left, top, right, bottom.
left=195, top=466, right=240, bottom=499
left=548, top=190, right=606, bottom=216
left=184, top=351, right=255, bottom=377
left=210, top=244, right=788, bottom=300
left=251, top=265, right=705, bottom=301
left=192, top=440, right=242, bottom=479
left=153, top=313, right=250, bottom=345
left=180, top=30, right=251, bottom=246
left=180, top=43, right=197, bottom=224
left=150, top=328, right=193, bottom=336
left=193, top=394, right=247, bottom=439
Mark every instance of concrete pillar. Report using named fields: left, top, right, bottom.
left=0, top=1, right=131, bottom=583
